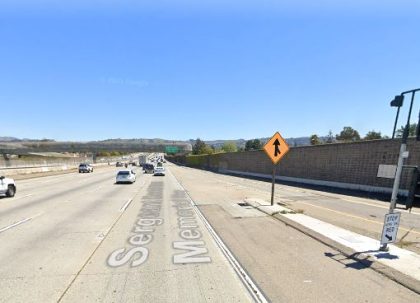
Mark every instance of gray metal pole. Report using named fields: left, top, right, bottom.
left=271, top=165, right=276, bottom=206
left=388, top=143, right=407, bottom=213
left=392, top=107, right=401, bottom=139
left=389, top=92, right=416, bottom=212
left=380, top=91, right=416, bottom=251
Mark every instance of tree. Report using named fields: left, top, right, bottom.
left=110, top=151, right=121, bottom=156
left=395, top=123, right=417, bottom=138
left=192, top=138, right=214, bottom=155
left=245, top=140, right=252, bottom=151
left=210, top=144, right=221, bottom=153
left=97, top=151, right=111, bottom=157
left=245, top=139, right=262, bottom=151
left=310, top=134, right=321, bottom=145
left=326, top=130, right=334, bottom=143
left=222, top=141, right=238, bottom=153
left=192, top=138, right=206, bottom=155
left=202, top=145, right=214, bottom=155
left=364, top=130, right=382, bottom=140
left=336, top=126, right=361, bottom=142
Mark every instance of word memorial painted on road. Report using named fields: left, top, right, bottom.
left=263, top=132, right=290, bottom=165
left=380, top=212, right=401, bottom=245
left=171, top=190, right=211, bottom=264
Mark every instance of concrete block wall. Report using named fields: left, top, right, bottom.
left=168, top=138, right=420, bottom=193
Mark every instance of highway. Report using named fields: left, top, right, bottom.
left=0, top=164, right=419, bottom=302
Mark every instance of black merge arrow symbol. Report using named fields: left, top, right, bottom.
left=273, top=139, right=281, bottom=157
left=385, top=234, right=393, bottom=241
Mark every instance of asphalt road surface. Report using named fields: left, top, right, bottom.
left=0, top=165, right=419, bottom=302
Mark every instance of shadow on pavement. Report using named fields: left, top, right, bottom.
left=323, top=249, right=400, bottom=271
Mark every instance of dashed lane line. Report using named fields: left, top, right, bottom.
left=119, top=198, right=133, bottom=213
left=0, top=212, right=43, bottom=234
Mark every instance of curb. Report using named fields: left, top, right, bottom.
left=247, top=200, right=420, bottom=295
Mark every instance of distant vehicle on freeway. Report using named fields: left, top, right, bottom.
left=79, top=163, right=93, bottom=173
left=116, top=162, right=124, bottom=167
left=154, top=167, right=165, bottom=176
left=139, top=155, right=148, bottom=166
left=0, top=176, right=16, bottom=197
left=116, top=170, right=136, bottom=184
left=143, top=163, right=155, bottom=174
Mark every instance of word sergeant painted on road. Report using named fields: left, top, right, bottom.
left=108, top=181, right=164, bottom=267
left=172, top=190, right=211, bottom=264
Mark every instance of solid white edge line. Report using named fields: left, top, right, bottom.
left=0, top=212, right=43, bottom=234
left=119, top=198, right=133, bottom=212
left=170, top=170, right=269, bottom=303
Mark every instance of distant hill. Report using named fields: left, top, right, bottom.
left=0, top=136, right=334, bottom=148
left=0, top=136, right=21, bottom=142
left=0, top=137, right=55, bottom=143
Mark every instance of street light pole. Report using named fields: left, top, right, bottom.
left=380, top=89, right=420, bottom=251
left=389, top=92, right=416, bottom=210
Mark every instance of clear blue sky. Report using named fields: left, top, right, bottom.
left=1, top=1, right=420, bottom=141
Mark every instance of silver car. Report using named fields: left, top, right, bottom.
left=116, top=170, right=136, bottom=184
left=153, top=167, right=165, bottom=176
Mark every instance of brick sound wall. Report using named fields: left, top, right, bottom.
left=169, top=138, right=420, bottom=191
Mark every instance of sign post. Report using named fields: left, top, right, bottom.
left=263, top=132, right=290, bottom=206
left=271, top=165, right=276, bottom=205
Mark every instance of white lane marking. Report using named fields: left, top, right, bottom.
left=0, top=212, right=43, bottom=234
left=119, top=198, right=133, bottom=212
left=169, top=170, right=269, bottom=303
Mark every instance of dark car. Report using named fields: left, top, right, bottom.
left=143, top=163, right=155, bottom=174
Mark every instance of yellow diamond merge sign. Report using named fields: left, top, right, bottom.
left=263, top=132, right=290, bottom=164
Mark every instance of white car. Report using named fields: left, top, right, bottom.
left=79, top=163, right=94, bottom=173
left=0, top=176, right=16, bottom=197
left=153, top=167, right=165, bottom=176
left=116, top=170, right=136, bottom=184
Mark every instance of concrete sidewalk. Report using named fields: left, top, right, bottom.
left=245, top=198, right=420, bottom=294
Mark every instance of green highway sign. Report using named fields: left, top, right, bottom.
left=165, top=146, right=179, bottom=154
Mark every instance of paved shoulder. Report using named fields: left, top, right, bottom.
left=169, top=164, right=420, bottom=303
